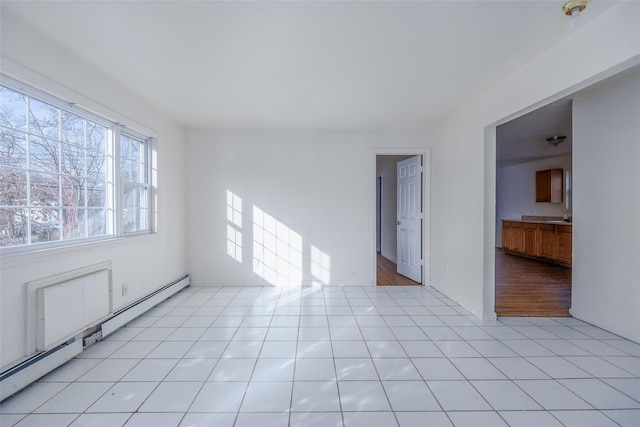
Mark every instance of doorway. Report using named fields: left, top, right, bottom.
left=494, top=99, right=573, bottom=316
left=374, top=153, right=426, bottom=286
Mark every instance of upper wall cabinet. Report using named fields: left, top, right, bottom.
left=536, top=169, right=563, bottom=203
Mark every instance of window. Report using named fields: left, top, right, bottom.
left=120, top=132, right=149, bottom=234
left=0, top=79, right=152, bottom=250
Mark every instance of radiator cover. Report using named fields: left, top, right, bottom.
left=26, top=261, right=113, bottom=353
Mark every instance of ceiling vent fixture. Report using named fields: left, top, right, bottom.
left=546, top=136, right=567, bottom=147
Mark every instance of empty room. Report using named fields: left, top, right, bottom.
left=1, top=1, right=639, bottom=426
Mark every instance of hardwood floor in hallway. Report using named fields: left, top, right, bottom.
left=376, top=254, right=421, bottom=286
left=495, top=248, right=572, bottom=317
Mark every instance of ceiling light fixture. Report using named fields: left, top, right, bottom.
left=563, top=0, right=589, bottom=27
left=547, top=136, right=567, bottom=147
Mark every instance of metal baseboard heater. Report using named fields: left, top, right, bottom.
left=0, top=273, right=190, bottom=402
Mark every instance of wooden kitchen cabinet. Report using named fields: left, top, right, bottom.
left=556, top=225, right=572, bottom=264
left=536, top=169, right=563, bottom=203
left=510, top=222, right=523, bottom=252
left=502, top=221, right=523, bottom=252
left=501, top=222, right=513, bottom=251
left=538, top=224, right=558, bottom=260
left=501, top=220, right=571, bottom=267
left=522, top=223, right=538, bottom=256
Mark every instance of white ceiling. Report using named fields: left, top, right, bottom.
left=497, top=97, right=573, bottom=168
left=2, top=0, right=619, bottom=130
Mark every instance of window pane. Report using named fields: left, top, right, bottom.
left=135, top=147, right=145, bottom=183
left=61, top=142, right=85, bottom=176
left=131, top=140, right=140, bottom=161
left=31, top=172, right=59, bottom=207
left=130, top=157, right=141, bottom=183
left=120, top=135, right=131, bottom=158
left=87, top=122, right=107, bottom=153
left=0, top=167, right=27, bottom=206
left=120, top=134, right=131, bottom=169
left=0, top=207, right=27, bottom=246
left=86, top=179, right=106, bottom=207
left=87, top=208, right=106, bottom=237
left=61, top=111, right=85, bottom=145
left=30, top=207, right=60, bottom=243
left=0, top=86, right=27, bottom=129
left=29, top=137, right=59, bottom=173
left=120, top=160, right=131, bottom=182
left=120, top=162, right=131, bottom=182
left=61, top=176, right=84, bottom=207
left=86, top=149, right=107, bottom=180
left=29, top=98, right=59, bottom=138
left=120, top=135, right=132, bottom=181
left=62, top=207, right=85, bottom=239
left=122, top=184, right=147, bottom=232
left=1, top=129, right=28, bottom=169
left=121, top=133, right=145, bottom=183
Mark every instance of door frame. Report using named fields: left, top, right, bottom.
left=373, top=148, right=431, bottom=287
left=376, top=176, right=382, bottom=253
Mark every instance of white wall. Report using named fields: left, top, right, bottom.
left=376, top=155, right=413, bottom=263
left=185, top=129, right=430, bottom=287
left=571, top=67, right=640, bottom=343
left=430, top=1, right=640, bottom=328
left=0, top=11, right=188, bottom=368
left=496, top=155, right=572, bottom=246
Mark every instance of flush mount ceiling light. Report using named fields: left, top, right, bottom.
left=563, top=0, right=589, bottom=26
left=547, top=136, right=567, bottom=147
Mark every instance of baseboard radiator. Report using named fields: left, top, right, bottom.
left=0, top=272, right=190, bottom=402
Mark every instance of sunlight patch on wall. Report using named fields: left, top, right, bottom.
left=253, top=206, right=302, bottom=286
left=310, top=245, right=331, bottom=285
left=226, top=224, right=242, bottom=262
left=227, top=190, right=242, bottom=227
left=226, top=190, right=243, bottom=263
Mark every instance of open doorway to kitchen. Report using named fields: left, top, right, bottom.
left=494, top=98, right=573, bottom=316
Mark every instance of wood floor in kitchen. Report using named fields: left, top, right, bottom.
left=495, top=248, right=572, bottom=317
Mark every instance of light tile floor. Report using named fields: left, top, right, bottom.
left=2, top=285, right=639, bottom=426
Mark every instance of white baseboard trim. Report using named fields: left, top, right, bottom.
left=570, top=307, right=640, bottom=344
left=101, top=274, right=190, bottom=337
left=0, top=339, right=82, bottom=402
left=482, top=311, right=498, bottom=321
left=1, top=273, right=190, bottom=402
left=189, top=280, right=370, bottom=287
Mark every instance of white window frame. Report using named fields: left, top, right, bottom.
left=0, top=76, right=153, bottom=254
left=118, top=129, right=151, bottom=236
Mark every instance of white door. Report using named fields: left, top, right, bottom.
left=397, top=156, right=422, bottom=283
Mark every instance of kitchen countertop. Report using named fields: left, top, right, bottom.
left=502, top=218, right=572, bottom=225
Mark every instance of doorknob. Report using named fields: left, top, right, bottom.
left=396, top=221, right=401, bottom=226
